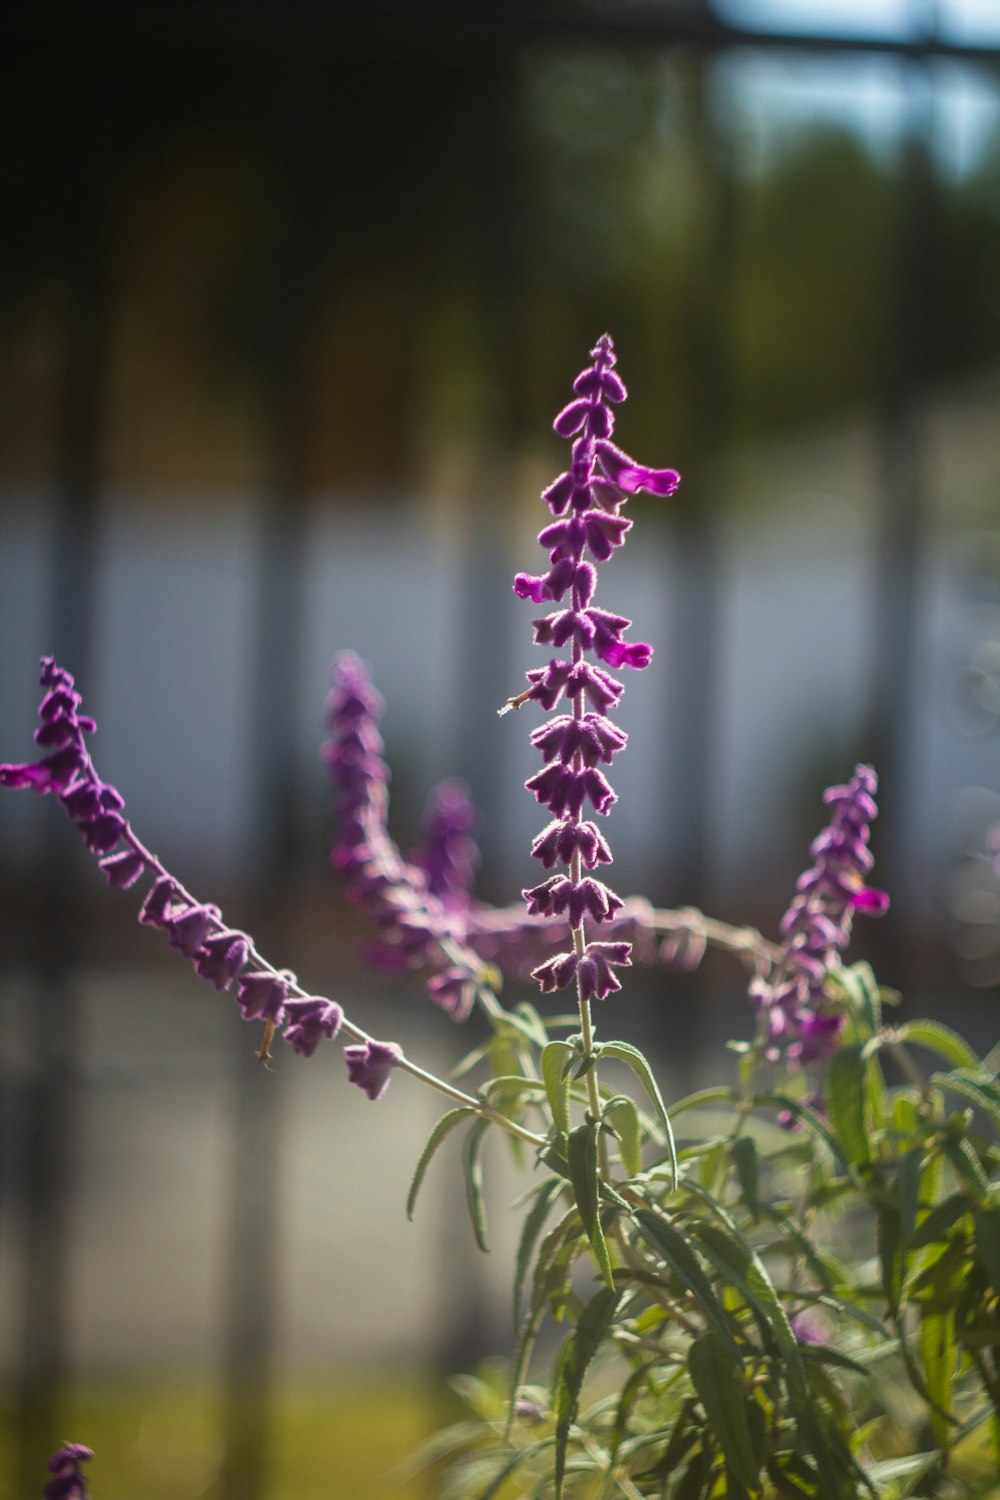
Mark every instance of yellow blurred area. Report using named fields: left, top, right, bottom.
left=0, top=1375, right=447, bottom=1500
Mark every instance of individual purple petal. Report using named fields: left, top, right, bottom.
left=594, top=439, right=681, bottom=496
left=344, top=1038, right=402, bottom=1099
left=283, top=996, right=344, bottom=1057
left=0, top=744, right=84, bottom=791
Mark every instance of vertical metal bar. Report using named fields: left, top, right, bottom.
left=14, top=44, right=113, bottom=1492
left=865, top=52, right=935, bottom=993
left=218, top=50, right=328, bottom=1500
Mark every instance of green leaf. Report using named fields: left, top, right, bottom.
left=478, top=1074, right=548, bottom=1108
left=567, top=1122, right=615, bottom=1290
left=632, top=1208, right=741, bottom=1356
left=476, top=1439, right=555, bottom=1500
left=895, top=1021, right=980, bottom=1072
left=670, top=1085, right=740, bottom=1116
left=541, top=1041, right=574, bottom=1137
left=919, top=1309, right=956, bottom=1449
left=732, top=1136, right=760, bottom=1220
left=935, top=1069, right=1000, bottom=1136
left=910, top=1191, right=971, bottom=1251
left=762, top=1091, right=865, bottom=1187
left=603, top=1094, right=642, bottom=1178
left=599, top=1039, right=678, bottom=1190
left=514, top=1178, right=565, bottom=1329
left=406, top=1107, right=478, bottom=1221
left=463, top=1117, right=492, bottom=1252
left=878, top=1202, right=904, bottom=1319
left=634, top=1396, right=700, bottom=1481
left=826, top=1044, right=871, bottom=1172
left=896, top=1147, right=924, bottom=1246
left=553, top=1285, right=621, bottom=1499
left=688, top=1333, right=760, bottom=1491
left=974, top=1206, right=1000, bottom=1289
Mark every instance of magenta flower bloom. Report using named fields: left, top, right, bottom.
left=344, top=1038, right=403, bottom=1100
left=44, top=1444, right=94, bottom=1500
left=508, top=338, right=679, bottom=1003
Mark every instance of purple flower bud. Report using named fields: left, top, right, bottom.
left=236, top=969, right=294, bottom=1023
left=427, top=967, right=476, bottom=1021
left=99, top=848, right=146, bottom=889
left=344, top=1037, right=402, bottom=1100
left=576, top=941, right=632, bottom=1001
left=78, top=811, right=125, bottom=854
left=530, top=949, right=579, bottom=994
left=139, top=875, right=178, bottom=928
left=283, top=996, right=344, bottom=1057
left=61, top=782, right=103, bottom=821
left=165, top=903, right=221, bottom=959
left=194, top=929, right=251, bottom=991
left=530, top=818, right=613, bottom=870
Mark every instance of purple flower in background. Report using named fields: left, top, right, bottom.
left=323, top=653, right=487, bottom=1017
left=410, top=778, right=480, bottom=913
left=504, top=335, right=679, bottom=1003
left=344, top=1038, right=403, bottom=1100
left=754, top=764, right=889, bottom=1066
left=44, top=1444, right=93, bottom=1500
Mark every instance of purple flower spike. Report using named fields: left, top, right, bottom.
left=344, top=1037, right=403, bottom=1100
left=283, top=996, right=344, bottom=1057
left=44, top=1444, right=94, bottom=1500
left=507, top=337, right=678, bottom=1006
left=758, top=764, right=889, bottom=1066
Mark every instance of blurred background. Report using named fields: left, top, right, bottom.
left=2, top=0, right=1000, bottom=1495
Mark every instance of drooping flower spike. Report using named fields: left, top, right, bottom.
left=0, top=657, right=401, bottom=1095
left=506, top=334, right=680, bottom=1002
left=752, top=763, right=889, bottom=1065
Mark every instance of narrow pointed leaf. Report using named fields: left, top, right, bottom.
left=826, top=1044, right=870, bottom=1171
left=567, top=1121, right=615, bottom=1290
left=688, top=1333, right=759, bottom=1490
left=896, top=1021, right=980, bottom=1072
left=633, top=1209, right=741, bottom=1356
left=541, top=1041, right=574, bottom=1137
left=463, top=1117, right=492, bottom=1251
left=599, top=1039, right=677, bottom=1189
left=603, top=1094, right=642, bottom=1177
left=407, top=1107, right=478, bottom=1221
left=553, top=1286, right=621, bottom=1499
left=514, top=1178, right=564, bottom=1328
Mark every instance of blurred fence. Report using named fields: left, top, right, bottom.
left=3, top=3, right=1000, bottom=1497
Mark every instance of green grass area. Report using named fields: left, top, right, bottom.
left=0, top=1374, right=451, bottom=1500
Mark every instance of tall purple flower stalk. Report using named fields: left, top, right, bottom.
left=506, top=335, right=679, bottom=1012
left=0, top=657, right=398, bottom=1094
left=752, top=763, right=889, bottom=1065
